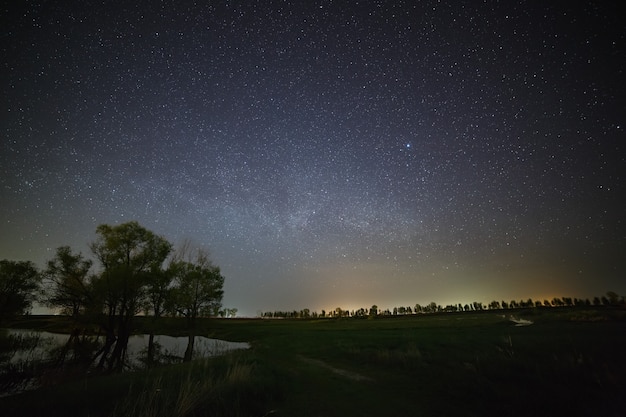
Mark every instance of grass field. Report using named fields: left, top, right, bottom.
left=1, top=308, right=626, bottom=416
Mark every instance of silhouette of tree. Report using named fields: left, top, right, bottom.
left=44, top=246, right=93, bottom=317
left=606, top=291, right=620, bottom=305
left=169, top=248, right=224, bottom=362
left=473, top=301, right=483, bottom=311
left=142, top=266, right=175, bottom=365
left=0, top=260, right=40, bottom=324
left=90, top=221, right=172, bottom=371
left=425, top=302, right=438, bottom=313
left=551, top=297, right=563, bottom=307
left=369, top=305, right=378, bottom=316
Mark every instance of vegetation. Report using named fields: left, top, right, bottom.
left=43, top=246, right=93, bottom=317
left=1, top=219, right=625, bottom=415
left=0, top=260, right=40, bottom=324
left=260, top=293, right=626, bottom=319
left=1, top=221, right=225, bottom=373
left=1, top=309, right=626, bottom=416
left=168, top=246, right=225, bottom=362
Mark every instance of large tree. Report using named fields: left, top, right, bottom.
left=142, top=266, right=175, bottom=365
left=43, top=246, right=93, bottom=317
left=0, top=260, right=40, bottom=324
left=170, top=248, right=224, bottom=362
left=90, top=221, right=172, bottom=371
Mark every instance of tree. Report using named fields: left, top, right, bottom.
left=44, top=246, right=93, bottom=317
left=606, top=291, right=620, bottom=305
left=369, top=305, right=378, bottom=316
left=0, top=260, right=40, bottom=324
left=170, top=248, right=224, bottom=362
left=90, top=221, right=172, bottom=371
left=220, top=307, right=238, bottom=318
left=142, top=266, right=175, bottom=365
left=425, top=302, right=438, bottom=313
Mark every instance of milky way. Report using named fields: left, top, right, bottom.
left=2, top=1, right=624, bottom=315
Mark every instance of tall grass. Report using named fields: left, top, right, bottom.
left=108, top=354, right=268, bottom=417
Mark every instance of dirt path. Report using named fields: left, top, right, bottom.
left=297, top=355, right=373, bottom=382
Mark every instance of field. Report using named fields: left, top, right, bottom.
left=1, top=308, right=626, bottom=416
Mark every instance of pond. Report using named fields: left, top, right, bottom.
left=4, top=328, right=250, bottom=366
left=1, top=328, right=250, bottom=396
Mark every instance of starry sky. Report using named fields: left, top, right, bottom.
left=2, top=1, right=625, bottom=316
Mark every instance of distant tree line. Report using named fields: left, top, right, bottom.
left=0, top=221, right=226, bottom=371
left=260, top=292, right=625, bottom=319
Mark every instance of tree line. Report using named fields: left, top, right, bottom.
left=260, top=292, right=625, bottom=319
left=0, top=221, right=225, bottom=371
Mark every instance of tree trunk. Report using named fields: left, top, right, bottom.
left=183, top=333, right=195, bottom=362
left=55, top=329, right=79, bottom=366
left=95, top=330, right=116, bottom=370
left=147, top=332, right=156, bottom=365
left=109, top=328, right=130, bottom=371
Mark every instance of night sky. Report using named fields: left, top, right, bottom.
left=2, top=1, right=624, bottom=316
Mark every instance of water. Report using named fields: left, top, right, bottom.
left=4, top=329, right=250, bottom=366
left=0, top=328, right=250, bottom=397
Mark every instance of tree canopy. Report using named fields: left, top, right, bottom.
left=89, top=221, right=173, bottom=371
left=43, top=246, right=93, bottom=317
left=0, top=259, right=41, bottom=324
left=169, top=248, right=224, bottom=361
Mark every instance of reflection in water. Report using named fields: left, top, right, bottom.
left=125, top=333, right=250, bottom=365
left=1, top=329, right=250, bottom=397
left=5, top=329, right=249, bottom=367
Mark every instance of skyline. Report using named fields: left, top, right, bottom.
left=1, top=1, right=624, bottom=316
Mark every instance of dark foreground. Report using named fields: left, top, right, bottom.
left=2, top=308, right=626, bottom=417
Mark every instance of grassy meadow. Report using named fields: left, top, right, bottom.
left=1, top=308, right=625, bottom=416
